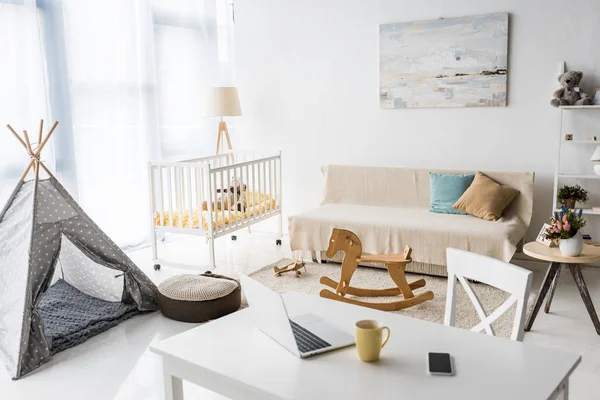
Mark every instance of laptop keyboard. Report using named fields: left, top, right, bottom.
left=289, top=319, right=331, bottom=354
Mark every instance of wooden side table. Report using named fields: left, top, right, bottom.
left=524, top=242, right=600, bottom=335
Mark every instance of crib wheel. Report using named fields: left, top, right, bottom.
left=231, top=235, right=237, bottom=241
left=153, top=264, right=161, bottom=271
left=276, top=239, right=282, bottom=246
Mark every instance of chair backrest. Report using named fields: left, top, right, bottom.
left=444, top=248, right=533, bottom=341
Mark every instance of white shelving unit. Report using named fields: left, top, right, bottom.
left=559, top=105, right=600, bottom=110
left=557, top=174, right=600, bottom=179
left=553, top=209, right=600, bottom=215
left=553, top=107, right=600, bottom=213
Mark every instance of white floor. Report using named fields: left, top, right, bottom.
left=1, top=231, right=599, bottom=400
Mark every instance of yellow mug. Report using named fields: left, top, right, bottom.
left=355, top=320, right=390, bottom=362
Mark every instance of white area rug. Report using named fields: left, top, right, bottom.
left=249, top=259, right=539, bottom=339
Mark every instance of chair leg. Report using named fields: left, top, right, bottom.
left=545, top=264, right=562, bottom=313
left=568, top=264, right=600, bottom=335
left=525, top=262, right=560, bottom=332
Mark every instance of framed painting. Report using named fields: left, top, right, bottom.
left=379, top=13, right=509, bottom=109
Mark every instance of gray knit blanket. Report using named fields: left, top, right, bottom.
left=39, top=279, right=140, bottom=355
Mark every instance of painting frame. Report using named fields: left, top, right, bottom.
left=379, top=13, right=509, bottom=109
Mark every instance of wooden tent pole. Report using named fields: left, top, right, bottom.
left=8, top=120, right=59, bottom=181
left=23, top=130, right=34, bottom=156
left=22, top=130, right=38, bottom=175
left=20, top=161, right=35, bottom=181
left=38, top=162, right=54, bottom=179
left=38, top=119, right=44, bottom=149
left=36, top=121, right=58, bottom=156
left=6, top=124, right=27, bottom=150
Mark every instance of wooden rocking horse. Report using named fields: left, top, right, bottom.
left=319, top=228, right=434, bottom=311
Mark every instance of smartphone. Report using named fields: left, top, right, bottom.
left=428, top=352, right=453, bottom=376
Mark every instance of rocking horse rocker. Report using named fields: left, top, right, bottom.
left=319, top=229, right=434, bottom=311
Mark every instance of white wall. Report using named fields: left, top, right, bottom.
left=234, top=0, right=600, bottom=240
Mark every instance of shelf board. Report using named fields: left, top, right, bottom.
left=554, top=208, right=600, bottom=215
left=557, top=174, right=600, bottom=179
left=559, top=105, right=600, bottom=109
left=562, top=140, right=600, bottom=144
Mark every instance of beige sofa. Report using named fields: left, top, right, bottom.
left=288, top=165, right=534, bottom=276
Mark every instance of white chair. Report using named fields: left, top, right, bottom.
left=444, top=248, right=533, bottom=341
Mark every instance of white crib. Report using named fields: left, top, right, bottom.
left=148, top=151, right=283, bottom=270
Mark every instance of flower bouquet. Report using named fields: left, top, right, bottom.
left=543, top=206, right=586, bottom=256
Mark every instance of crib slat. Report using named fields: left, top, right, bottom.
left=251, top=163, right=256, bottom=220
left=205, top=169, right=214, bottom=237
left=258, top=162, right=263, bottom=217
left=178, top=167, right=185, bottom=228
left=270, top=159, right=274, bottom=214
left=262, top=160, right=266, bottom=216
left=199, top=167, right=204, bottom=230
left=244, top=164, right=250, bottom=224
left=149, top=166, right=157, bottom=225
left=227, top=167, right=232, bottom=230
left=215, top=170, right=221, bottom=234
left=219, top=170, right=225, bottom=233
left=167, top=167, right=174, bottom=227
left=187, top=167, right=193, bottom=229
left=273, top=159, right=278, bottom=211
left=232, top=166, right=238, bottom=228
left=278, top=155, right=282, bottom=210
left=158, top=167, right=164, bottom=225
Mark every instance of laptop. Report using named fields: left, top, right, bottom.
left=240, top=274, right=355, bottom=358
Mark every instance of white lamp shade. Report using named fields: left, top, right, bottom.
left=204, top=87, right=242, bottom=117
left=591, top=145, right=600, bottom=161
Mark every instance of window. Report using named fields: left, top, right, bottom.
left=0, top=0, right=50, bottom=201
left=0, top=0, right=234, bottom=248
left=153, top=0, right=234, bottom=159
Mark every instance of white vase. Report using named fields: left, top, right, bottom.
left=559, top=231, right=583, bottom=257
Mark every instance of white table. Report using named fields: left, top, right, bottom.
left=151, top=292, right=581, bottom=400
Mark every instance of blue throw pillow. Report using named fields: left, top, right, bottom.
left=429, top=173, right=475, bottom=215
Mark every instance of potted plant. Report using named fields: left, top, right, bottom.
left=543, top=207, right=587, bottom=256
left=557, top=184, right=589, bottom=209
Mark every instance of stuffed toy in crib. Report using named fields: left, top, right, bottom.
left=202, top=178, right=247, bottom=212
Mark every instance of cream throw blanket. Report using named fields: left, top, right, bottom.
left=288, top=165, right=534, bottom=275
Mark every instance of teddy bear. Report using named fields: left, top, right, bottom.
left=550, top=70, right=593, bottom=107
left=202, top=178, right=247, bottom=212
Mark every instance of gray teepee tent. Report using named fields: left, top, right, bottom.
left=0, top=121, right=158, bottom=379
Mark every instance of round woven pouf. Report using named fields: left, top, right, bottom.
left=158, top=273, right=241, bottom=323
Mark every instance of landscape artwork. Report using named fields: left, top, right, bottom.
left=379, top=13, right=508, bottom=109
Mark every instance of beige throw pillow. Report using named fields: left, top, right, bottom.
left=453, top=172, right=519, bottom=221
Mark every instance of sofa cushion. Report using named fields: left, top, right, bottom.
left=429, top=172, right=474, bottom=215
left=289, top=203, right=527, bottom=267
left=453, top=172, right=520, bottom=221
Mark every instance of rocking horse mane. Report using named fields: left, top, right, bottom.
left=326, top=228, right=363, bottom=259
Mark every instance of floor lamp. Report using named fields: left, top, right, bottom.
left=205, top=87, right=242, bottom=157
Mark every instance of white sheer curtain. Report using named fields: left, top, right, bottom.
left=0, top=0, right=234, bottom=247
left=0, top=0, right=51, bottom=202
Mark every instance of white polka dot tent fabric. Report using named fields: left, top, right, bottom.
left=0, top=177, right=159, bottom=379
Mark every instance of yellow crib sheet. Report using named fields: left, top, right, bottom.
left=154, top=192, right=277, bottom=230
